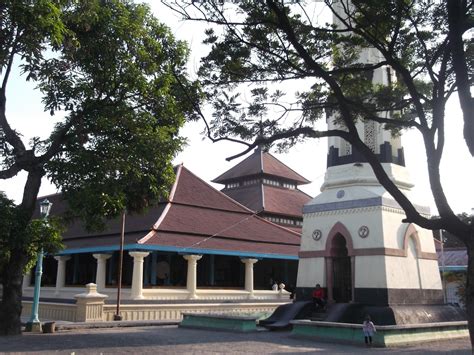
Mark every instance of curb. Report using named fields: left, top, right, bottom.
left=56, top=320, right=180, bottom=331
left=22, top=320, right=181, bottom=332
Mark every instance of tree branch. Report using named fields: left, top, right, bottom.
left=447, top=0, right=474, bottom=156
left=226, top=127, right=347, bottom=161
left=328, top=1, right=431, bottom=130
left=0, top=165, right=21, bottom=179
left=0, top=37, right=26, bottom=157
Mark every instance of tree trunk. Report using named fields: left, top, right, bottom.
left=0, top=249, right=28, bottom=335
left=0, top=169, right=43, bottom=335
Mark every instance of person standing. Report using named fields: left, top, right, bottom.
left=272, top=281, right=279, bottom=291
left=362, top=315, right=376, bottom=346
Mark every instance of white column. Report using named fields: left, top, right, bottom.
left=183, top=254, right=202, bottom=299
left=54, top=255, right=71, bottom=296
left=93, top=254, right=112, bottom=293
left=241, top=258, right=258, bottom=298
left=23, top=270, right=32, bottom=290
left=129, top=251, right=150, bottom=300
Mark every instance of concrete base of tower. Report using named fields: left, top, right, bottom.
left=321, top=303, right=465, bottom=325
left=295, top=286, right=465, bottom=325
left=354, top=287, right=444, bottom=305
left=295, top=286, right=464, bottom=325
left=296, top=287, right=444, bottom=306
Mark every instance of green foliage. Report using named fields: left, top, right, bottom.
left=0, top=1, right=200, bottom=333
left=172, top=0, right=471, bottom=147
left=22, top=217, right=64, bottom=272
left=1, top=0, right=200, bottom=230
left=0, top=0, right=69, bottom=69
left=0, top=193, right=63, bottom=276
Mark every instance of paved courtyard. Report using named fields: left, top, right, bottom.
left=0, top=325, right=471, bottom=354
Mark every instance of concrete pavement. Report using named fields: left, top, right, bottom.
left=0, top=325, right=471, bottom=354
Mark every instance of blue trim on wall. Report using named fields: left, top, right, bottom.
left=303, top=197, right=382, bottom=213
left=303, top=196, right=430, bottom=215
left=57, top=243, right=298, bottom=260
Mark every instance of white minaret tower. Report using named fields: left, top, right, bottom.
left=296, top=3, right=444, bottom=319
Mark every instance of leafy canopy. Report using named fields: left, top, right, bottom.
left=0, top=193, right=63, bottom=276
left=164, top=0, right=473, bottom=237
left=1, top=0, right=202, bottom=335
left=1, top=0, right=200, bottom=229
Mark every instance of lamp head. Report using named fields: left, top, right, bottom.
left=39, top=198, right=52, bottom=219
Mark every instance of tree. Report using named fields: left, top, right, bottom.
left=0, top=192, right=64, bottom=297
left=163, top=0, right=474, bottom=345
left=0, top=0, right=198, bottom=335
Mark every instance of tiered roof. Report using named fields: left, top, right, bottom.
left=213, top=147, right=312, bottom=228
left=213, top=147, right=310, bottom=185
left=45, top=165, right=301, bottom=259
left=223, top=185, right=311, bottom=218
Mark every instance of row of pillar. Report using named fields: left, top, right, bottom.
left=24, top=252, right=260, bottom=300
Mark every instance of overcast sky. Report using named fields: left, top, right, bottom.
left=1, top=1, right=473, bottom=216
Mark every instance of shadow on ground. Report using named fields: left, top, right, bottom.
left=0, top=325, right=470, bottom=354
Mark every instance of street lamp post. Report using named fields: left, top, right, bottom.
left=440, top=230, right=447, bottom=304
left=26, top=198, right=52, bottom=332
left=114, top=210, right=126, bottom=321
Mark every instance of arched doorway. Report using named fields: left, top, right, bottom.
left=330, top=234, right=352, bottom=303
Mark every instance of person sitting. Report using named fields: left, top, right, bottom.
left=312, top=284, right=326, bottom=310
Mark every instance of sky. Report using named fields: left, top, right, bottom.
left=1, top=1, right=473, bottom=216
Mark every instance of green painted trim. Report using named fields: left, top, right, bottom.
left=291, top=320, right=469, bottom=347
left=179, top=313, right=258, bottom=332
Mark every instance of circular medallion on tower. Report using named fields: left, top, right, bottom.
left=358, top=225, right=370, bottom=238
left=336, top=190, right=345, bottom=199
left=312, top=229, right=322, bottom=241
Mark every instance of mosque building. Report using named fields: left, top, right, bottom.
left=23, top=150, right=310, bottom=303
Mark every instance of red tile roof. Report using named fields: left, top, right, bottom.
left=144, top=231, right=300, bottom=256
left=171, top=164, right=251, bottom=213
left=212, top=147, right=310, bottom=185
left=149, top=204, right=299, bottom=245
left=34, top=193, right=163, bottom=241
left=222, top=185, right=264, bottom=212
left=221, top=184, right=311, bottom=218
left=262, top=185, right=312, bottom=217
left=139, top=166, right=301, bottom=256
left=49, top=165, right=301, bottom=258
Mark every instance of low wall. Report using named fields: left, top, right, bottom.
left=22, top=300, right=283, bottom=323
left=291, top=320, right=469, bottom=347
left=23, top=286, right=289, bottom=301
left=22, top=301, right=77, bottom=322
left=180, top=313, right=258, bottom=332
left=21, top=283, right=286, bottom=324
left=102, top=302, right=280, bottom=321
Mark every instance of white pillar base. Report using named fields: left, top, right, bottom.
left=129, top=251, right=150, bottom=300
left=183, top=254, right=202, bottom=299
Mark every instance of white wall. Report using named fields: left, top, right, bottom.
left=296, top=258, right=325, bottom=288
left=355, top=255, right=387, bottom=288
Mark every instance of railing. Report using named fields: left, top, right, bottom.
left=23, top=285, right=290, bottom=301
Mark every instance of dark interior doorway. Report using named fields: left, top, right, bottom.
left=331, top=234, right=352, bottom=302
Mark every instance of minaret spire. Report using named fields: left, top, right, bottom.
left=326, top=2, right=404, bottom=168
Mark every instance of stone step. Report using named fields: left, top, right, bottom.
left=310, top=310, right=326, bottom=321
